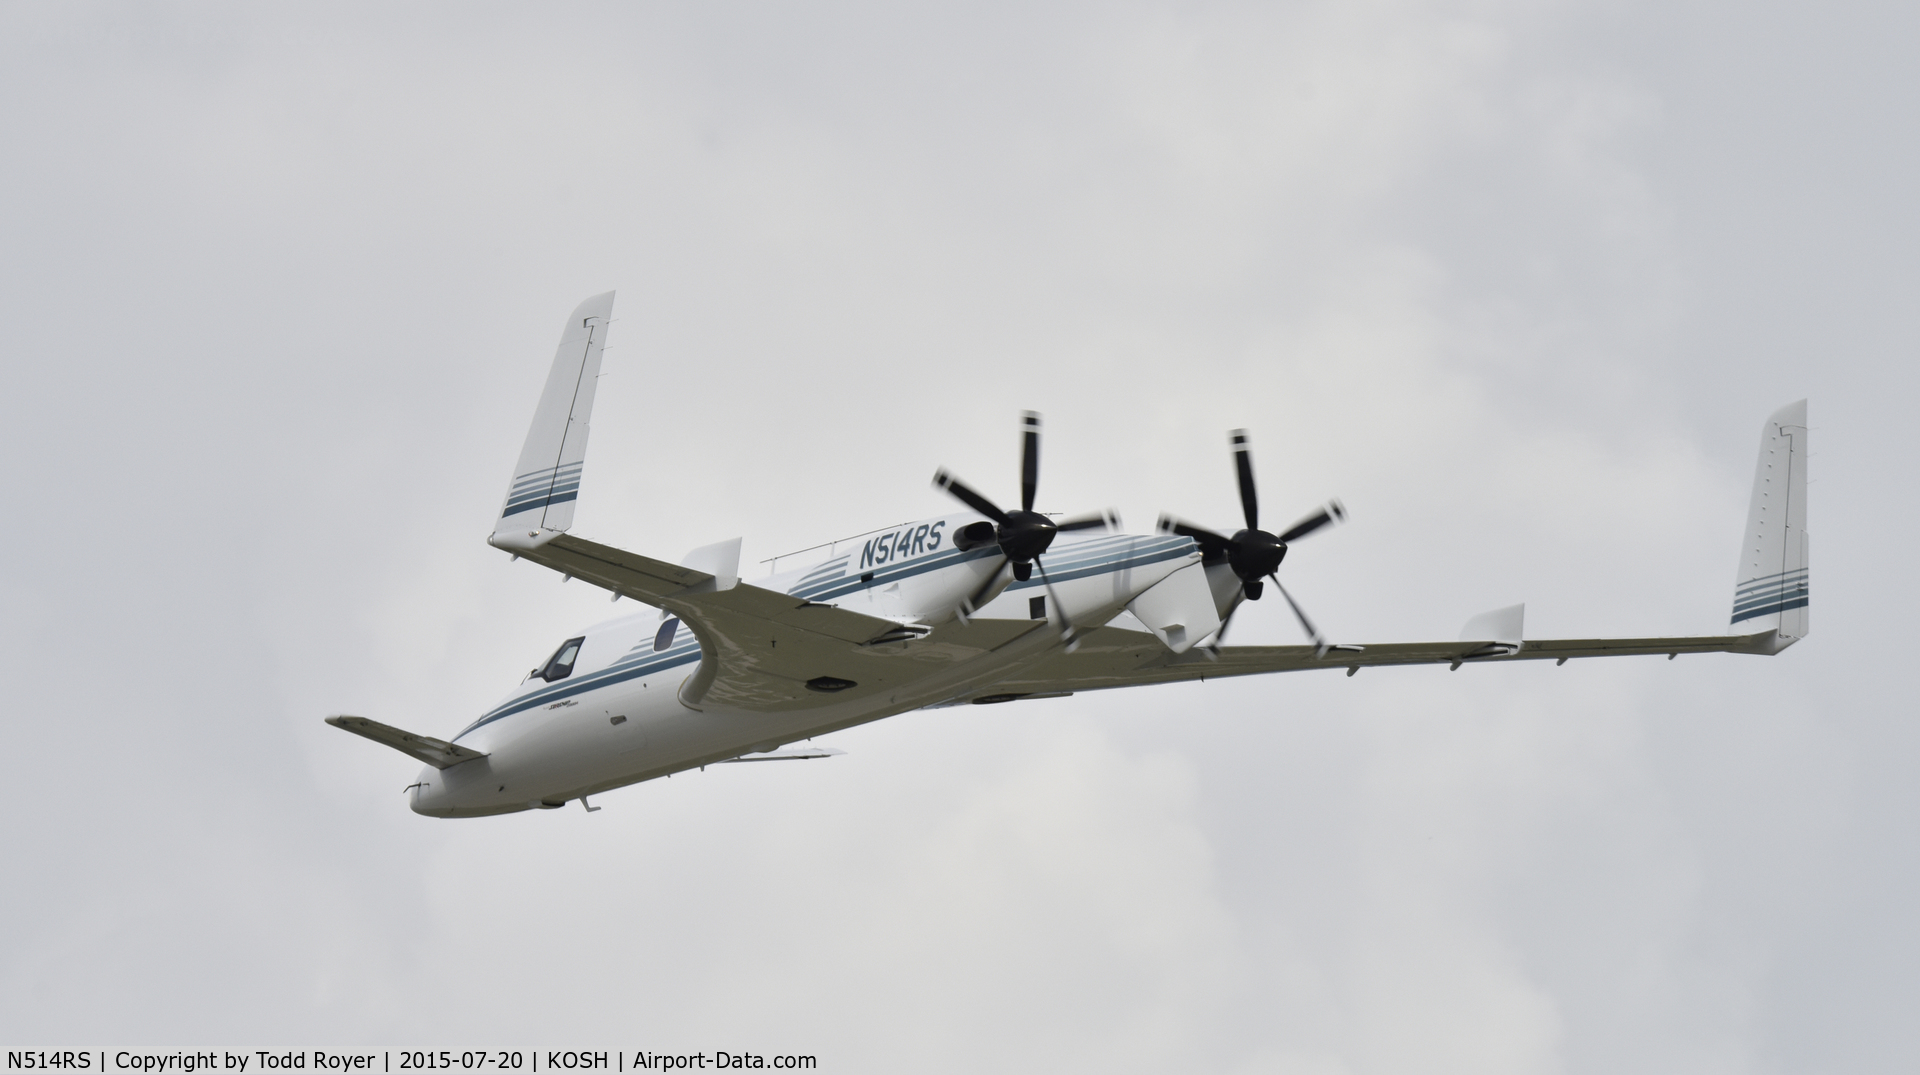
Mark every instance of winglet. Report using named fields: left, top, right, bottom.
left=325, top=715, right=487, bottom=770
left=492, top=292, right=615, bottom=550
left=1730, top=400, right=1808, bottom=648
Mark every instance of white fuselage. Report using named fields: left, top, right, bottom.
left=408, top=516, right=1203, bottom=817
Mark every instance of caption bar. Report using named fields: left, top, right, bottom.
left=6, top=1054, right=817, bottom=1073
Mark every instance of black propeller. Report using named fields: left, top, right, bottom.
left=1158, top=428, right=1344, bottom=651
left=933, top=411, right=1115, bottom=640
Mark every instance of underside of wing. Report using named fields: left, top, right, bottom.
left=671, top=587, right=1043, bottom=711
left=943, top=624, right=1792, bottom=703
left=497, top=531, right=1045, bottom=712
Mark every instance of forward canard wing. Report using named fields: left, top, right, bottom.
left=326, top=715, right=487, bottom=769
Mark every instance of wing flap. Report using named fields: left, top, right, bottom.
left=326, top=715, right=487, bottom=769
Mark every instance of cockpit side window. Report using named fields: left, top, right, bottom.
left=533, top=636, right=586, bottom=683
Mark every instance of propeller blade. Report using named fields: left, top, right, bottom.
left=1033, top=555, right=1079, bottom=650
left=1230, top=429, right=1258, bottom=532
left=1204, top=591, right=1243, bottom=654
left=933, top=469, right=1011, bottom=524
left=1055, top=508, right=1120, bottom=532
left=1157, top=514, right=1233, bottom=556
left=1020, top=411, right=1041, bottom=513
left=1276, top=499, right=1347, bottom=543
left=956, top=560, right=1010, bottom=624
left=1270, top=575, right=1328, bottom=657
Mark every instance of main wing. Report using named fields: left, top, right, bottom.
left=941, top=622, right=1787, bottom=703
left=951, top=399, right=1812, bottom=703
left=485, top=293, right=1040, bottom=712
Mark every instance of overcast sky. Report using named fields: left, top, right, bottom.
left=1, top=2, right=1914, bottom=1071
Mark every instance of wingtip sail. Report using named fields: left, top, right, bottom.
left=493, top=292, right=616, bottom=545
left=1731, top=400, right=1808, bottom=648
left=1459, top=603, right=1524, bottom=644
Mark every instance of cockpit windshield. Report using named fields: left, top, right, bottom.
left=530, top=636, right=585, bottom=683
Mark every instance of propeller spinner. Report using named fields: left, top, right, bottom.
left=933, top=411, right=1115, bottom=640
left=1158, top=429, right=1344, bottom=650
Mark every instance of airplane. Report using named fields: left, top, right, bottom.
left=327, top=292, right=1810, bottom=818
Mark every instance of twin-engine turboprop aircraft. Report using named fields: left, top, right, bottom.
left=327, top=292, right=1810, bottom=818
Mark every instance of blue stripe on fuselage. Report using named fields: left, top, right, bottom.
left=454, top=641, right=702, bottom=741
left=791, top=535, right=1194, bottom=601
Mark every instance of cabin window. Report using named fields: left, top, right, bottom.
left=536, top=636, right=586, bottom=682
left=654, top=618, right=680, bottom=652
left=1029, top=596, right=1047, bottom=620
